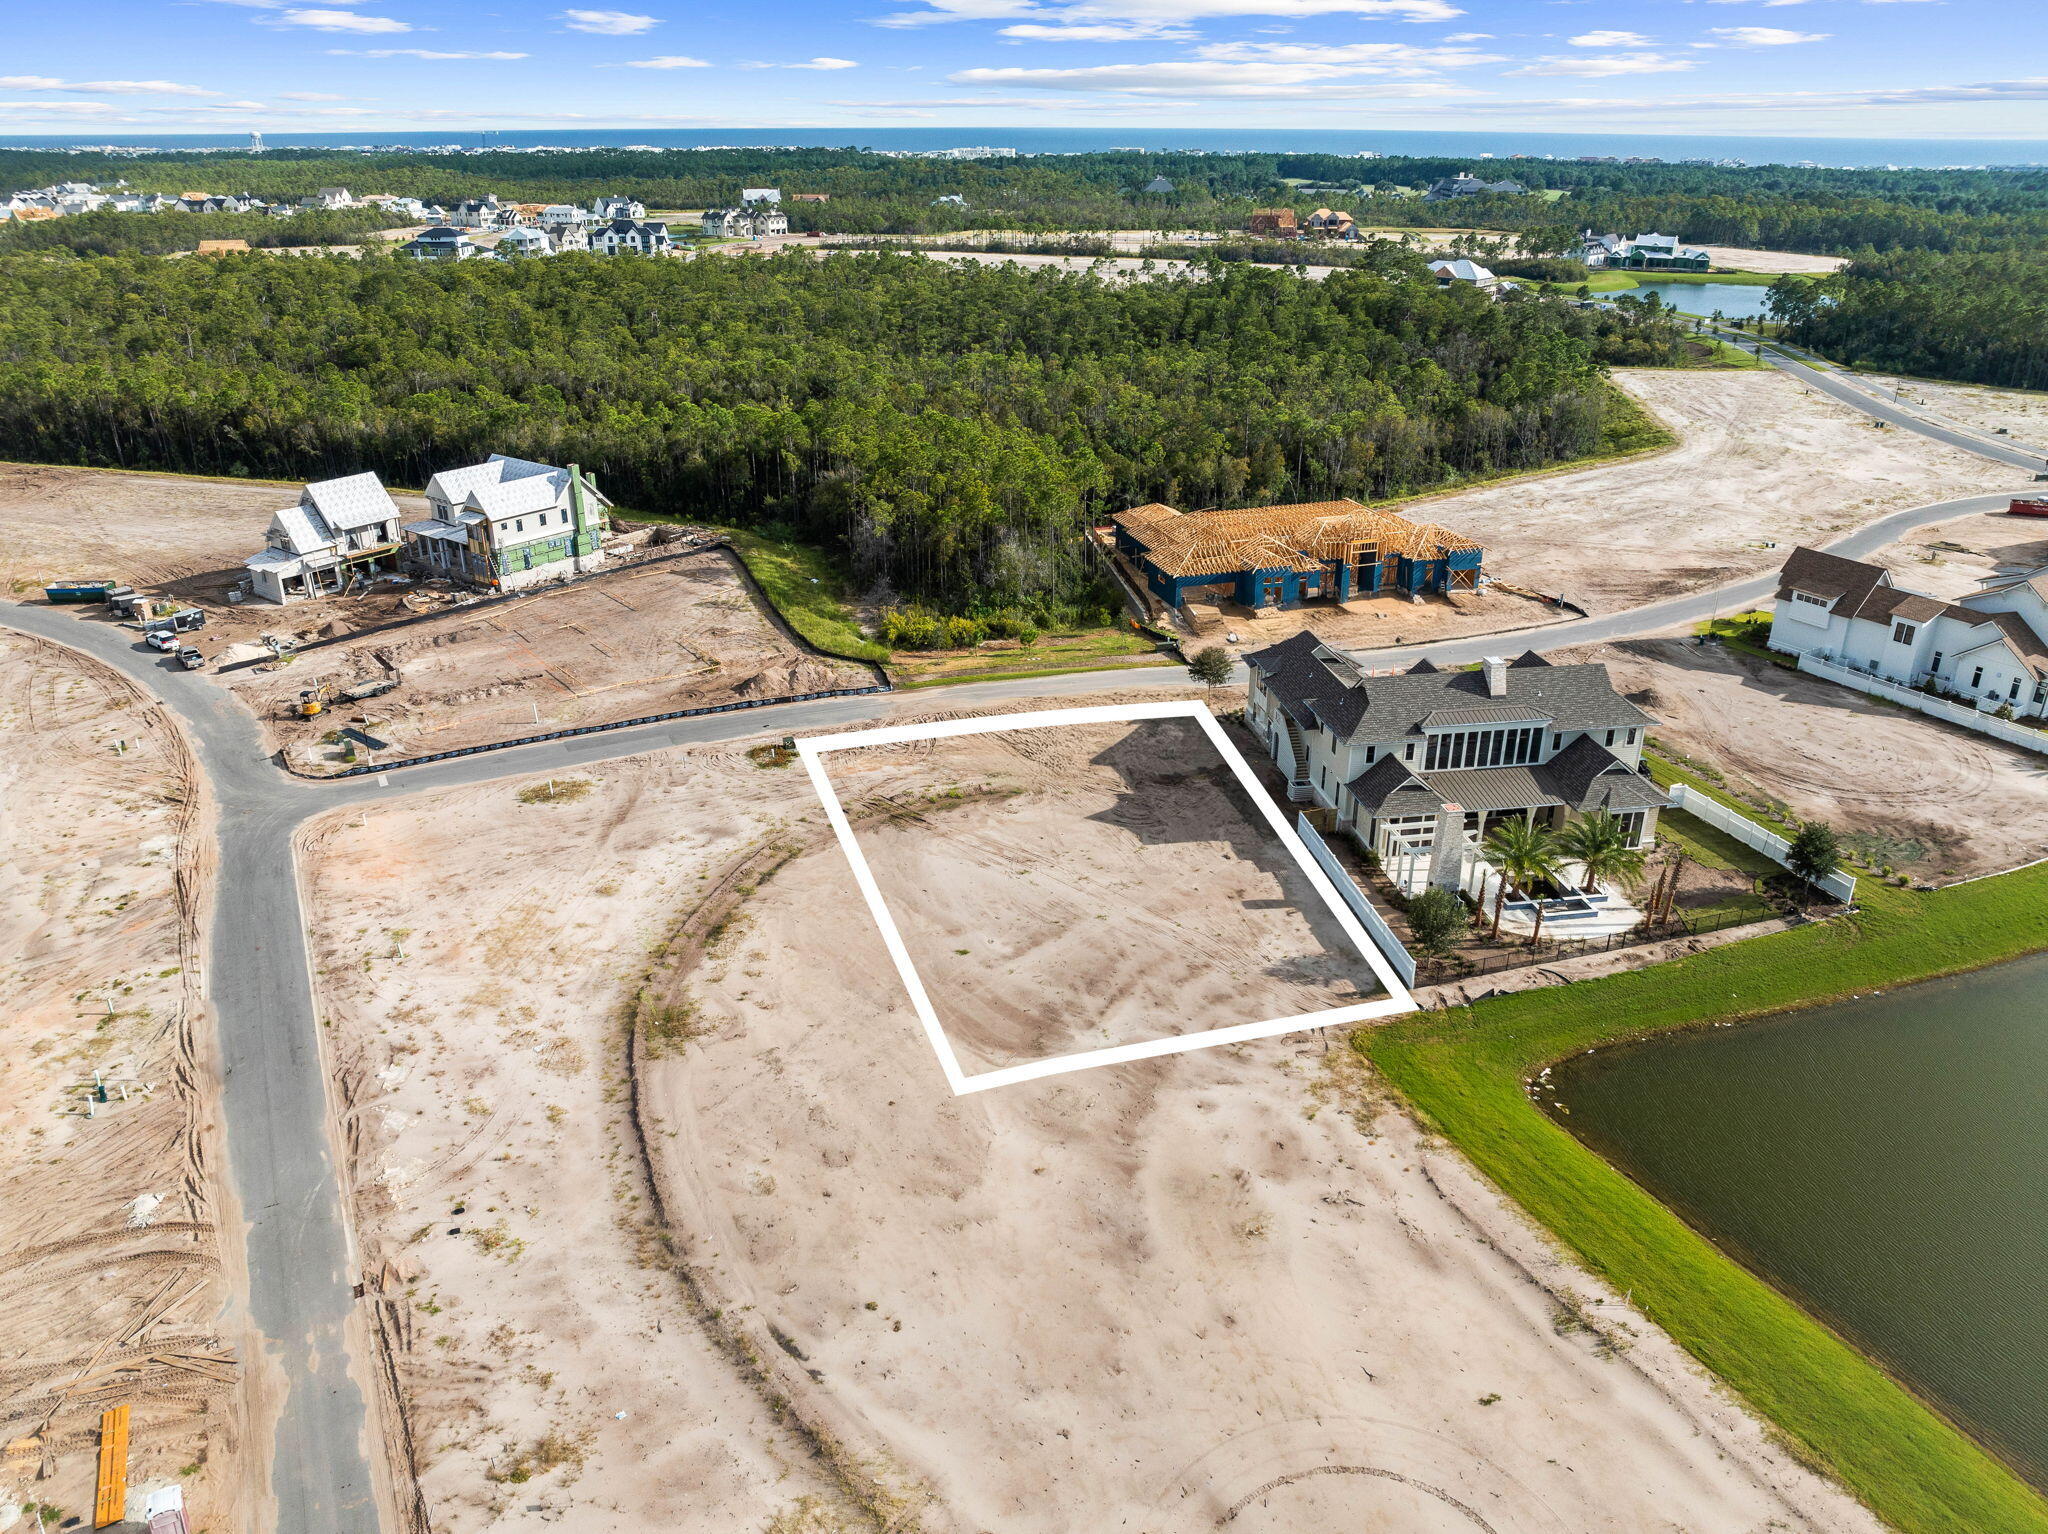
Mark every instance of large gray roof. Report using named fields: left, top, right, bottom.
left=1248, top=631, right=1648, bottom=744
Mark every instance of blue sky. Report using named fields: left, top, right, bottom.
left=5, top=0, right=2044, bottom=139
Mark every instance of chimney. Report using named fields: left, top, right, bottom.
left=1482, top=655, right=1508, bottom=697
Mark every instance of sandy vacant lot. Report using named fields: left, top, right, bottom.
left=304, top=693, right=1881, bottom=1533
left=820, top=716, right=1380, bottom=1075
left=234, top=550, right=871, bottom=770
left=1598, top=639, right=2048, bottom=878
left=1401, top=368, right=2029, bottom=617
left=1699, top=246, right=1846, bottom=275
left=1860, top=507, right=2048, bottom=602
left=1879, top=377, right=2048, bottom=449
left=0, top=460, right=332, bottom=595
left=0, top=633, right=242, bottom=1531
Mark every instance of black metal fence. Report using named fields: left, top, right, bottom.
left=314, top=683, right=892, bottom=779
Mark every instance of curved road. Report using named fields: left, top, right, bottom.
left=1, top=370, right=2036, bottom=1531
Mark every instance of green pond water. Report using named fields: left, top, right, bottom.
left=1549, top=951, right=2048, bottom=1488
left=1625, top=279, right=1775, bottom=320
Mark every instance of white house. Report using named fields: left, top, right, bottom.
left=492, top=225, right=553, bottom=259
left=591, top=194, right=645, bottom=221
left=592, top=218, right=672, bottom=256
left=1245, top=635, right=1666, bottom=896
left=700, top=206, right=785, bottom=239
left=402, top=456, right=612, bottom=593
left=740, top=186, right=782, bottom=205
left=402, top=226, right=481, bottom=261
left=1767, top=547, right=2048, bottom=719
left=1427, top=258, right=1505, bottom=292
left=1581, top=230, right=1711, bottom=272
left=243, top=472, right=406, bottom=604
left=1424, top=173, right=1527, bottom=202
left=300, top=187, right=355, bottom=211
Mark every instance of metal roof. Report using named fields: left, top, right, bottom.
left=1421, top=765, right=1561, bottom=813
left=1421, top=704, right=1549, bottom=730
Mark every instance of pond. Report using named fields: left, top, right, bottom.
left=1548, top=951, right=2048, bottom=1488
left=1623, top=279, right=1776, bottom=321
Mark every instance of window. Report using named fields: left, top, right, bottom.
left=2011, top=677, right=2023, bottom=701
left=1423, top=724, right=1543, bottom=772
left=1930, top=652, right=1943, bottom=673
left=1892, top=621, right=1917, bottom=645
left=1604, top=729, right=1617, bottom=747
left=1625, top=727, right=1639, bottom=745
left=1552, top=733, right=1564, bottom=751
left=1971, top=665, right=1985, bottom=689
left=1362, top=745, right=1377, bottom=764
left=1790, top=590, right=1831, bottom=610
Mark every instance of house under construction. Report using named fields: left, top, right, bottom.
left=1108, top=499, right=1484, bottom=612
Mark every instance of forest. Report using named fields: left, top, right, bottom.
left=0, top=246, right=1682, bottom=618
left=0, top=206, right=406, bottom=256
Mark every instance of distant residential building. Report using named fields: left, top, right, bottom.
left=1428, top=257, right=1504, bottom=290
left=243, top=472, right=406, bottom=604
left=546, top=219, right=590, bottom=253
left=593, top=218, right=673, bottom=255
left=195, top=239, right=252, bottom=256
left=1424, top=172, right=1528, bottom=202
left=1768, top=547, right=2048, bottom=718
left=591, top=194, right=645, bottom=221
left=402, top=456, right=612, bottom=593
left=1302, top=207, right=1357, bottom=238
left=1142, top=175, right=1175, bottom=194
left=740, top=186, right=782, bottom=205
left=1581, top=231, right=1711, bottom=272
left=301, top=186, right=355, bottom=211
left=402, top=226, right=481, bottom=261
left=1246, top=208, right=1298, bottom=237
left=789, top=192, right=829, bottom=203
left=700, top=206, right=786, bottom=239
left=492, top=225, right=554, bottom=259
left=443, top=196, right=509, bottom=230
left=931, top=194, right=968, bottom=208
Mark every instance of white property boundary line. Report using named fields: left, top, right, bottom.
left=798, top=699, right=1418, bottom=1095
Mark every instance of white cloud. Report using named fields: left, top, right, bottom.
left=880, top=0, right=1461, bottom=28
left=789, top=56, right=861, bottom=67
left=999, top=19, right=1197, bottom=37
left=0, top=76, right=221, bottom=95
left=331, top=47, right=529, bottom=57
left=0, top=101, right=122, bottom=117
left=1506, top=50, right=1693, bottom=75
left=1441, top=29, right=1490, bottom=38
left=1196, top=39, right=1501, bottom=64
left=620, top=53, right=711, bottom=66
left=952, top=60, right=1480, bottom=95
left=1568, top=28, right=1650, bottom=46
left=277, top=90, right=351, bottom=99
left=559, top=9, right=660, bottom=33
left=266, top=8, right=412, bottom=31
left=1706, top=24, right=1828, bottom=43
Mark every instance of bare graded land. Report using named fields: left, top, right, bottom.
left=1398, top=368, right=2027, bottom=618
left=0, top=633, right=242, bottom=1532
left=821, top=715, right=1380, bottom=1074
left=1876, top=377, right=2048, bottom=448
left=303, top=690, right=1881, bottom=1534
left=1860, top=508, right=2048, bottom=602
left=1594, top=638, right=2048, bottom=879
left=233, top=550, right=871, bottom=771
left=1699, top=246, right=1847, bottom=275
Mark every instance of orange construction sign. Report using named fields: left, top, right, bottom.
left=94, top=1404, right=129, bottom=1529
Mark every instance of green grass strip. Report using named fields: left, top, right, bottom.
left=697, top=525, right=890, bottom=664
left=1363, top=861, right=2048, bottom=1534
left=895, top=656, right=1181, bottom=690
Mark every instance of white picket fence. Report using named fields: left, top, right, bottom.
left=1796, top=653, right=2048, bottom=758
left=1666, top=783, right=1857, bottom=903
left=1296, top=815, right=1418, bottom=986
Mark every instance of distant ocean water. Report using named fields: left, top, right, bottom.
left=4, top=126, right=2046, bottom=169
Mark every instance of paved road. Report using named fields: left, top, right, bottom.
left=1, top=360, right=2036, bottom=1530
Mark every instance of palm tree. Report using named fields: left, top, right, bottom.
left=1482, top=816, right=1563, bottom=941
left=1558, top=812, right=1650, bottom=900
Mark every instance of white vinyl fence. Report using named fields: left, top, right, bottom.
left=1797, top=653, right=2048, bottom=758
left=1296, top=815, right=1418, bottom=986
left=1666, top=783, right=1857, bottom=903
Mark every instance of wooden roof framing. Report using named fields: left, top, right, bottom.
left=1113, top=499, right=1482, bottom=580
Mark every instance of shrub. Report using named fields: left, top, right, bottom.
left=1406, top=885, right=1471, bottom=957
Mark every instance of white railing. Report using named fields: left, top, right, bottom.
left=1794, top=652, right=2048, bottom=758
left=1667, top=783, right=1857, bottom=903
left=1296, top=815, right=1417, bottom=986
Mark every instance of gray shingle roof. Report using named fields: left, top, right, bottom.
left=1344, top=754, right=1447, bottom=816
left=1538, top=735, right=1669, bottom=813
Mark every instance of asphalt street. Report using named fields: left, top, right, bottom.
left=1, top=358, right=2037, bottom=1533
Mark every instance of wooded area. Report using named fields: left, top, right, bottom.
left=0, top=247, right=1676, bottom=617
left=1769, top=252, right=2048, bottom=390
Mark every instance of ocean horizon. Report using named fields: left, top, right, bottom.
left=4, top=125, right=2046, bottom=169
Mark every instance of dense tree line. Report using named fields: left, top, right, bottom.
left=1769, top=252, right=2048, bottom=389
left=0, top=207, right=408, bottom=257
left=6, top=147, right=2046, bottom=254
left=0, top=247, right=1667, bottom=617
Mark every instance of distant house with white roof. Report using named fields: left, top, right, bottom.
left=592, top=194, right=645, bottom=221
left=492, top=225, right=554, bottom=259
left=300, top=187, right=355, bottom=211
left=243, top=472, right=406, bottom=604
left=1428, top=257, right=1505, bottom=292
left=740, top=187, right=781, bottom=205
left=1581, top=231, right=1711, bottom=272
left=402, top=455, right=612, bottom=592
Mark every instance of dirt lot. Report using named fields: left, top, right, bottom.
left=1397, top=368, right=2029, bottom=619
left=1859, top=507, right=2048, bottom=602
left=1596, top=638, right=2048, bottom=878
left=1878, top=377, right=2048, bottom=448
left=0, top=634, right=243, bottom=1531
left=301, top=690, right=1882, bottom=1534
left=822, top=716, right=1380, bottom=1074
left=1699, top=246, right=1846, bottom=275
left=231, top=549, right=872, bottom=770
left=0, top=460, right=328, bottom=596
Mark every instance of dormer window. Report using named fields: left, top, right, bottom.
left=1892, top=621, right=1917, bottom=645
left=1789, top=590, right=1831, bottom=611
